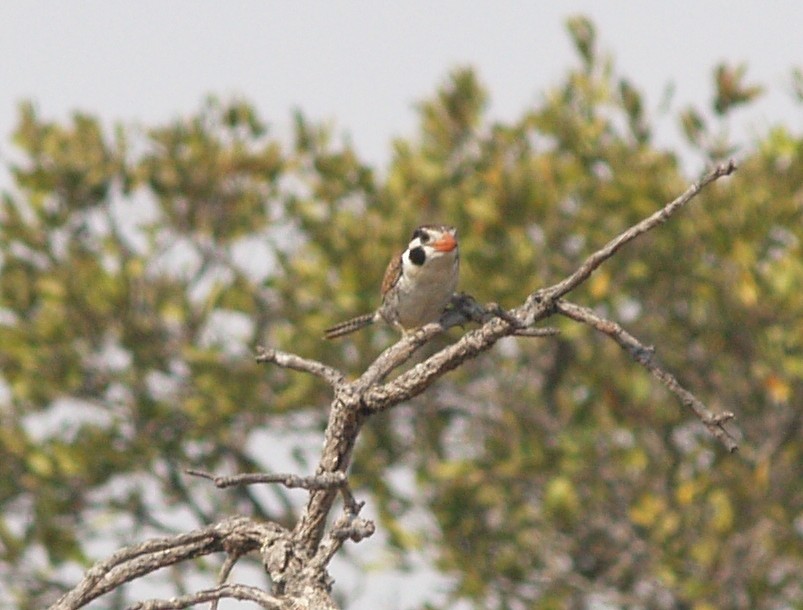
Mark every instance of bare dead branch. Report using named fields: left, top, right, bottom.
left=50, top=517, right=284, bottom=610
left=292, top=385, right=368, bottom=558
left=358, top=321, right=446, bottom=387
left=125, top=583, right=283, bottom=610
left=338, top=482, right=364, bottom=516
left=542, top=160, right=737, bottom=302
left=308, top=510, right=376, bottom=576
left=330, top=516, right=375, bottom=542
left=360, top=161, right=738, bottom=415
left=256, top=346, right=344, bottom=387
left=356, top=293, right=523, bottom=389
left=555, top=299, right=738, bottom=452
left=293, top=161, right=741, bottom=564
left=362, top=319, right=514, bottom=412
left=485, top=302, right=527, bottom=328
left=513, top=327, right=560, bottom=337
left=210, top=551, right=242, bottom=610
left=355, top=295, right=557, bottom=390
left=186, top=469, right=348, bottom=491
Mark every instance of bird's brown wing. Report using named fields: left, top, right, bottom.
left=380, top=251, right=403, bottom=298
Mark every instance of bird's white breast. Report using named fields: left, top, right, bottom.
left=394, top=249, right=458, bottom=329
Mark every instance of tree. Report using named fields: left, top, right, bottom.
left=1, top=17, right=801, bottom=610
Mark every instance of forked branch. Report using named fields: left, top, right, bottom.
left=51, top=518, right=284, bottom=610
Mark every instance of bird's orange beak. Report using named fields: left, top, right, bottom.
left=433, top=232, right=457, bottom=252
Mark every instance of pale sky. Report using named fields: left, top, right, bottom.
left=1, top=2, right=801, bottom=179
left=1, top=3, right=801, bottom=609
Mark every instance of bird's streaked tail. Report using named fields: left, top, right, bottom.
left=323, top=313, right=376, bottom=339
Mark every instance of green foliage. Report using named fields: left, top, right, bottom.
left=1, top=17, right=801, bottom=610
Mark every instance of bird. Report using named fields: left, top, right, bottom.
left=324, top=224, right=459, bottom=339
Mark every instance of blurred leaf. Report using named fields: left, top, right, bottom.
left=713, top=62, right=764, bottom=115
left=680, top=107, right=707, bottom=146
left=792, top=67, right=803, bottom=102
left=567, top=15, right=596, bottom=70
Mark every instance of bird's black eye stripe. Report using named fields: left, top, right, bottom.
left=409, top=246, right=426, bottom=266
left=412, top=228, right=430, bottom=243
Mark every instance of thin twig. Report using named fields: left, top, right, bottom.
left=186, top=469, right=348, bottom=491
left=555, top=300, right=738, bottom=452
left=468, top=300, right=559, bottom=336
left=540, top=160, right=737, bottom=303
left=256, top=346, right=344, bottom=387
left=330, top=517, right=375, bottom=543
left=210, top=551, right=242, bottom=610
left=513, top=327, right=560, bottom=338
left=126, top=583, right=282, bottom=610
left=485, top=302, right=526, bottom=327
left=338, top=482, right=364, bottom=516
left=308, top=511, right=376, bottom=575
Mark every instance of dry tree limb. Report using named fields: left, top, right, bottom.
left=125, top=583, right=283, bottom=610
left=51, top=518, right=284, bottom=610
left=186, top=469, right=348, bottom=491
left=210, top=551, right=243, bottom=610
left=513, top=327, right=561, bottom=337
left=308, top=511, right=376, bottom=575
left=541, top=160, right=738, bottom=303
left=555, top=299, right=738, bottom=452
left=355, top=295, right=556, bottom=388
left=256, top=346, right=344, bottom=387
